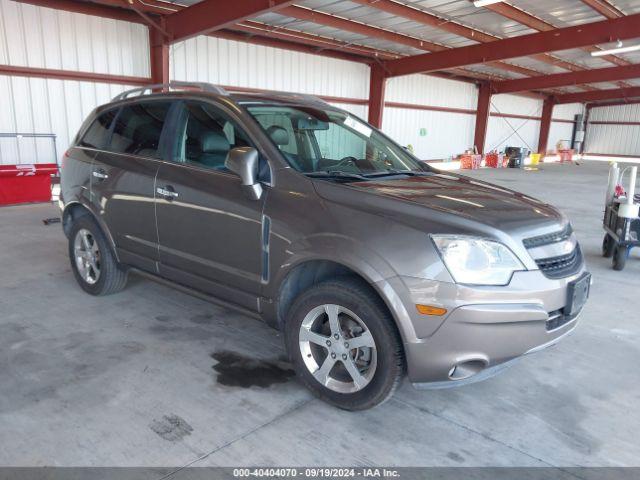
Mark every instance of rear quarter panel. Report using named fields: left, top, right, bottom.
left=60, top=147, right=96, bottom=210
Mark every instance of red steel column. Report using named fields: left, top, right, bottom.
left=149, top=21, right=169, bottom=85
left=474, top=82, right=491, bottom=154
left=368, top=64, right=387, bottom=128
left=538, top=96, right=555, bottom=155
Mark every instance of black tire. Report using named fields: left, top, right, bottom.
left=613, top=244, right=628, bottom=271
left=602, top=234, right=615, bottom=258
left=68, top=215, right=128, bottom=295
left=285, top=277, right=404, bottom=411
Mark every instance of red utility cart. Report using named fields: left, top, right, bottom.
left=0, top=163, right=58, bottom=205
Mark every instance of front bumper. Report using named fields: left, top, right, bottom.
left=379, top=267, right=589, bottom=387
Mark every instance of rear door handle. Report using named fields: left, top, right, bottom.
left=92, top=170, right=108, bottom=180
left=156, top=185, right=179, bottom=201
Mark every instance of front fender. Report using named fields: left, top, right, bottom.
left=265, top=233, right=419, bottom=343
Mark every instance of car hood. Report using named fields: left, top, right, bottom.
left=313, top=172, right=565, bottom=236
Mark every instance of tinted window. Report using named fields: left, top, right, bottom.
left=176, top=102, right=253, bottom=171
left=108, top=102, right=171, bottom=158
left=79, top=110, right=117, bottom=149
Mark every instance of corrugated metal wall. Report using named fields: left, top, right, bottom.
left=0, top=0, right=148, bottom=75
left=0, top=1, right=591, bottom=166
left=586, top=103, right=640, bottom=155
left=548, top=103, right=582, bottom=151
left=0, top=0, right=147, bottom=164
left=383, top=74, right=477, bottom=160
left=485, top=94, right=542, bottom=153
left=170, top=36, right=370, bottom=100
left=0, top=77, right=131, bottom=165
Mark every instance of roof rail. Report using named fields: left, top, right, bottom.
left=228, top=88, right=330, bottom=106
left=112, top=82, right=228, bottom=102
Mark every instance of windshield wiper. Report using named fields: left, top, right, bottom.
left=305, top=170, right=369, bottom=181
left=361, top=169, right=432, bottom=178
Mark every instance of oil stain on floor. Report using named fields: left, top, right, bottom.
left=149, top=414, right=194, bottom=442
left=211, top=350, right=295, bottom=388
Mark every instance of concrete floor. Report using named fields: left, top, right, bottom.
left=1, top=161, right=639, bottom=468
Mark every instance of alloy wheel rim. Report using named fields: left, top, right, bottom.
left=74, top=228, right=101, bottom=285
left=299, top=304, right=377, bottom=393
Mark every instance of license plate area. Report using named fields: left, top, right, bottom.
left=566, top=272, right=591, bottom=317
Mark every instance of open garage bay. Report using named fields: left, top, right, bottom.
left=1, top=162, right=638, bottom=469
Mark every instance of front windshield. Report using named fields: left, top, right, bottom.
left=245, top=104, right=429, bottom=176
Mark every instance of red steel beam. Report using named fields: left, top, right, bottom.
left=233, top=21, right=400, bottom=60
left=556, top=86, right=640, bottom=104
left=484, top=3, right=552, bottom=31
left=474, top=83, right=492, bottom=155
left=0, top=64, right=150, bottom=85
left=587, top=99, right=640, bottom=109
left=14, top=0, right=144, bottom=23
left=214, top=30, right=374, bottom=65
left=368, top=64, right=387, bottom=128
left=287, top=4, right=547, bottom=77
left=165, top=0, right=296, bottom=43
left=281, top=6, right=448, bottom=52
left=350, top=0, right=564, bottom=77
left=481, top=3, right=600, bottom=74
left=13, top=0, right=510, bottom=86
left=580, top=0, right=624, bottom=18
left=281, top=6, right=549, bottom=79
left=22, top=0, right=383, bottom=65
left=88, top=0, right=178, bottom=15
left=383, top=13, right=640, bottom=77
left=350, top=0, right=498, bottom=43
left=11, top=0, right=560, bottom=90
left=493, top=63, right=640, bottom=94
left=538, top=97, right=555, bottom=154
left=149, top=18, right=169, bottom=84
left=484, top=1, right=631, bottom=75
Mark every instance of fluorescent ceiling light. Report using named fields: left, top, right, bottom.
left=591, top=43, right=640, bottom=56
left=473, top=0, right=503, bottom=6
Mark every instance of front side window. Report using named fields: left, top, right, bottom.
left=108, top=102, right=171, bottom=158
left=245, top=105, right=428, bottom=177
left=79, top=109, right=117, bottom=149
left=175, top=102, right=253, bottom=171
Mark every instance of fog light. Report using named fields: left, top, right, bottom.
left=416, top=304, right=447, bottom=316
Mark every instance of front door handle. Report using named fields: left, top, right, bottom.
left=156, top=185, right=179, bottom=201
left=92, top=170, right=109, bottom=181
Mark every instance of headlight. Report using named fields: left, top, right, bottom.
left=431, top=235, right=525, bottom=286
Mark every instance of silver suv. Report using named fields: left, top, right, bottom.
left=60, top=82, right=590, bottom=410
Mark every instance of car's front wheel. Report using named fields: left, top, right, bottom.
left=68, top=215, right=128, bottom=295
left=286, top=278, right=404, bottom=410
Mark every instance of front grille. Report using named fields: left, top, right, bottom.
left=535, top=245, right=583, bottom=279
left=523, top=224, right=573, bottom=249
left=546, top=309, right=574, bottom=331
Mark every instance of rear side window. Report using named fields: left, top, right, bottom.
left=79, top=110, right=117, bottom=149
left=108, top=102, right=172, bottom=158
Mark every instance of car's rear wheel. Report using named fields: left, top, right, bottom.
left=285, top=278, right=403, bottom=410
left=68, top=215, right=128, bottom=295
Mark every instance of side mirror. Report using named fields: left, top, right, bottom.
left=225, top=147, right=263, bottom=200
